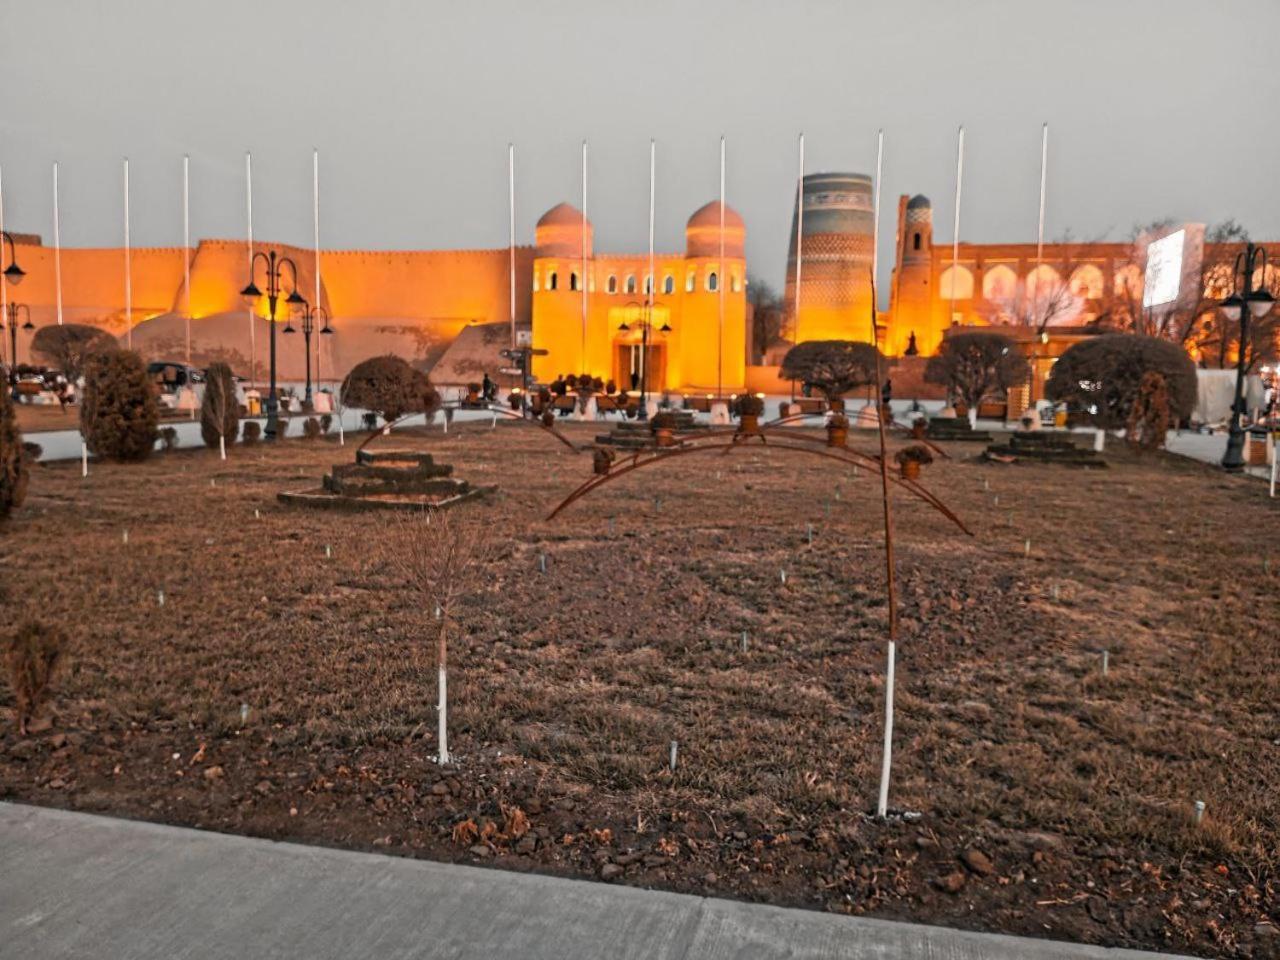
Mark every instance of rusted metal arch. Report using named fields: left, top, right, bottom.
left=442, top=402, right=580, bottom=453
left=546, top=436, right=972, bottom=535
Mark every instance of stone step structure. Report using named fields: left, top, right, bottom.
left=984, top=431, right=1108, bottom=468
left=279, top=448, right=492, bottom=511
left=595, top=410, right=709, bottom=450
left=926, top=417, right=993, bottom=443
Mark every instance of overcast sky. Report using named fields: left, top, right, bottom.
left=2, top=0, right=1277, bottom=291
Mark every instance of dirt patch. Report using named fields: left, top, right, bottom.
left=1, top=423, right=1277, bottom=958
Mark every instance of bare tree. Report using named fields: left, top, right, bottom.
left=747, top=274, right=787, bottom=364
left=29, top=323, right=116, bottom=384
left=976, top=232, right=1097, bottom=334
left=382, top=510, right=495, bottom=766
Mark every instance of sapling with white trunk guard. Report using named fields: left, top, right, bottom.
left=384, top=510, right=494, bottom=766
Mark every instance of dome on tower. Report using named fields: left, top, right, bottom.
left=535, top=203, right=593, bottom=258
left=906, top=194, right=931, bottom=210
left=685, top=201, right=745, bottom=258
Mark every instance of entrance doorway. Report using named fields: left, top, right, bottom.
left=616, top=343, right=664, bottom=393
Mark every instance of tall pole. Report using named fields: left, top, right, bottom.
left=183, top=155, right=192, bottom=368
left=313, top=148, right=322, bottom=396
left=123, top=157, right=132, bottom=350
left=871, top=129, right=884, bottom=329
left=1223, top=246, right=1264, bottom=472
left=245, top=152, right=256, bottom=389
left=792, top=133, right=804, bottom=344
left=950, top=125, right=964, bottom=327
left=0, top=164, right=7, bottom=369
left=641, top=138, right=655, bottom=420
left=581, top=139, right=588, bottom=374
left=718, top=134, right=725, bottom=400
left=53, top=161, right=63, bottom=325
left=508, top=143, right=516, bottom=351
left=1029, top=120, right=1049, bottom=320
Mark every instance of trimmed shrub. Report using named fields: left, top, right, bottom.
left=735, top=394, right=765, bottom=417
left=341, top=355, right=440, bottom=426
left=0, top=387, right=29, bottom=520
left=5, top=621, right=67, bottom=734
left=780, top=340, right=883, bottom=399
left=159, top=427, right=179, bottom=452
left=200, top=362, right=240, bottom=449
left=924, top=331, right=1029, bottom=414
left=243, top=421, right=262, bottom=445
left=319, top=414, right=333, bottom=435
left=303, top=417, right=322, bottom=440
left=29, top=323, right=116, bottom=383
left=79, top=350, right=159, bottom=462
left=1046, top=334, right=1196, bottom=430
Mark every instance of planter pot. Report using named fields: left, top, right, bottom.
left=593, top=455, right=613, bottom=476
left=738, top=414, right=760, bottom=435
left=654, top=427, right=676, bottom=448
left=900, top=460, right=921, bottom=481
left=826, top=426, right=848, bottom=448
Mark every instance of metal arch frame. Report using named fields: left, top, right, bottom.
left=546, top=431, right=972, bottom=535
left=442, top=400, right=581, bottom=453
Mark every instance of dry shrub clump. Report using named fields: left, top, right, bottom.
left=200, top=362, right=241, bottom=451
left=379, top=509, right=496, bottom=764
left=5, top=621, right=67, bottom=734
left=0, top=386, right=29, bottom=520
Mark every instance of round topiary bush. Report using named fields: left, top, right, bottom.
left=243, top=420, right=262, bottom=445
left=0, top=386, right=29, bottom=520
left=200, top=362, right=241, bottom=450
left=340, top=355, right=440, bottom=426
left=1045, top=334, right=1196, bottom=430
left=79, top=349, right=159, bottom=463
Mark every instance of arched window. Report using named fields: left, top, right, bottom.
left=730, top=273, right=741, bottom=293
left=707, top=271, right=719, bottom=292
left=643, top=274, right=653, bottom=295
left=662, top=274, right=674, bottom=295
left=569, top=272, right=579, bottom=292
left=1114, top=264, right=1141, bottom=298
left=981, top=264, right=1018, bottom=302
left=548, top=271, right=558, bottom=291
left=686, top=271, right=696, bottom=293
left=532, top=272, right=540, bottom=293
left=625, top=275, right=637, bottom=294
left=1069, top=264, right=1104, bottom=300
left=938, top=264, right=973, bottom=300
left=913, top=232, right=921, bottom=251
left=607, top=275, right=618, bottom=294
left=1025, top=264, right=1061, bottom=299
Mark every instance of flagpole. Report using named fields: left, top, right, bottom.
left=0, top=165, right=7, bottom=369
left=871, top=126, right=896, bottom=820
left=508, top=143, right=516, bottom=351
left=183, top=155, right=192, bottom=368
left=123, top=157, right=132, bottom=350
left=643, top=137, right=655, bottom=417
left=792, top=133, right=804, bottom=344
left=581, top=139, right=588, bottom=373
left=53, top=162, right=63, bottom=325
left=718, top=134, right=725, bottom=401
left=313, top=148, right=322, bottom=392
left=1035, top=122, right=1048, bottom=309
left=950, top=126, right=964, bottom=327
left=246, top=151, right=256, bottom=388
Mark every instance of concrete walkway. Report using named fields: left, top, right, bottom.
left=0, top=803, right=1190, bottom=960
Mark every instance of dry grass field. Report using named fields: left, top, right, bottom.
left=1, top=420, right=1277, bottom=957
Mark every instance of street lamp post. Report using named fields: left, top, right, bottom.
left=1218, top=243, right=1275, bottom=471
left=1, top=230, right=27, bottom=288
left=241, top=249, right=305, bottom=440
left=2, top=302, right=34, bottom=399
left=284, top=301, right=332, bottom=408
left=620, top=300, right=670, bottom=420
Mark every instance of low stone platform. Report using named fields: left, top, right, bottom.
left=278, top=448, right=492, bottom=511
left=984, top=431, right=1108, bottom=468
left=926, top=417, right=993, bottom=443
left=595, top=410, right=709, bottom=450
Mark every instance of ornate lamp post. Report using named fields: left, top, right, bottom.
left=2, top=302, right=34, bottom=399
left=619, top=299, right=670, bottom=420
left=1, top=230, right=27, bottom=287
left=284, top=300, right=332, bottom=408
left=1218, top=243, right=1275, bottom=471
left=241, top=250, right=305, bottom=440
